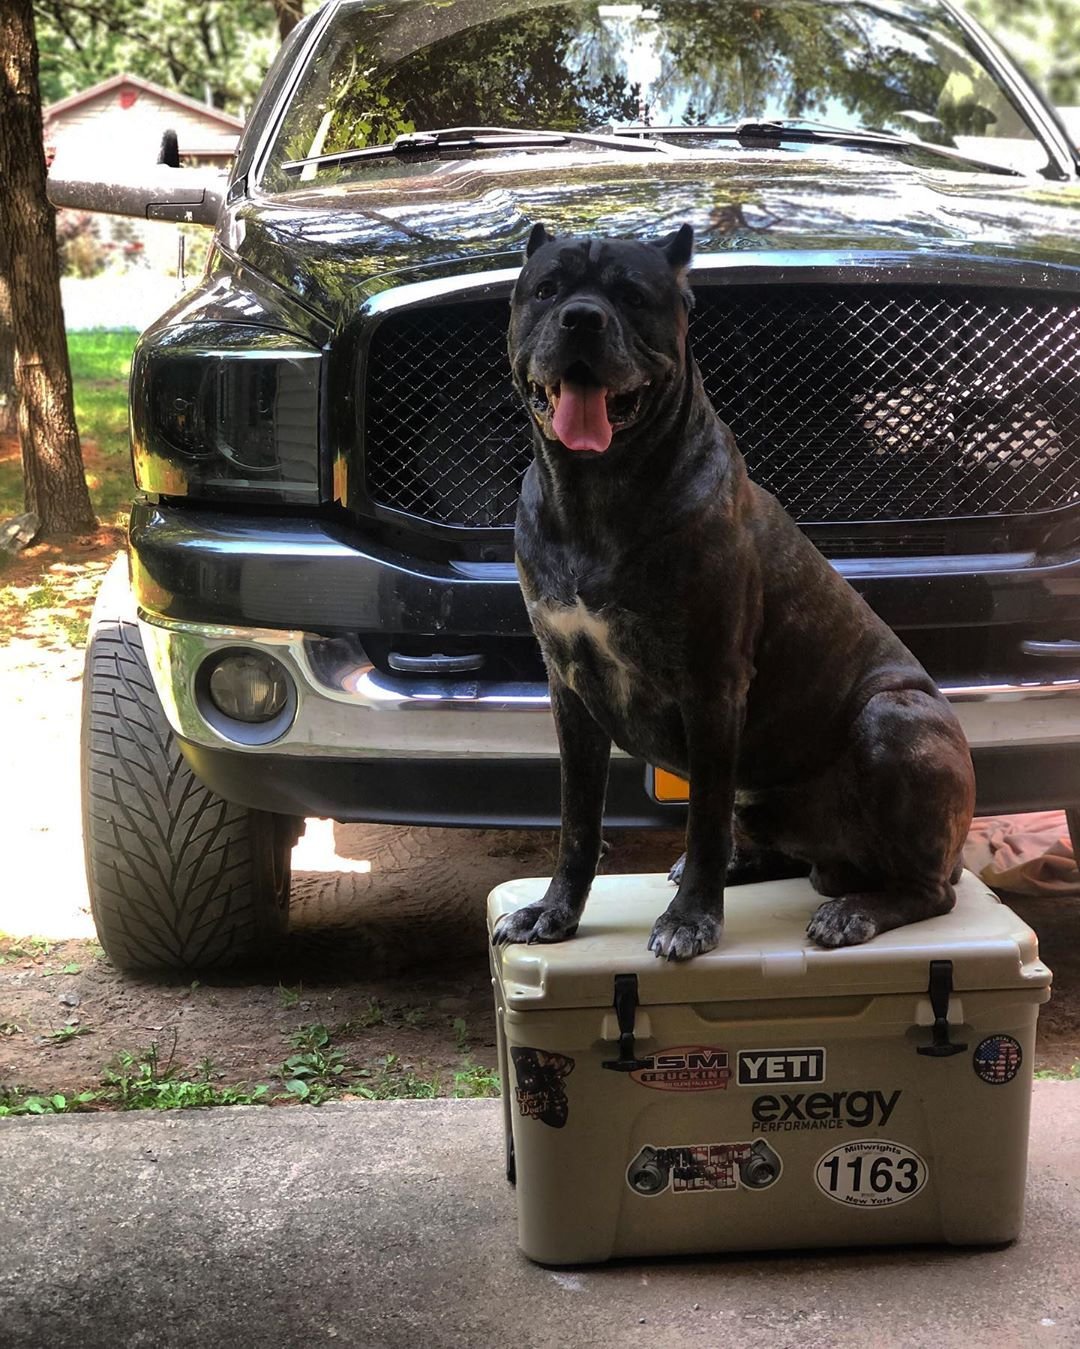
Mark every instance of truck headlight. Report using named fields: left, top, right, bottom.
left=130, top=323, right=322, bottom=503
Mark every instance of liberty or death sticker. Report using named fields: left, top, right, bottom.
left=814, top=1139, right=927, bottom=1208
left=510, top=1047, right=574, bottom=1128
left=972, top=1035, right=1023, bottom=1085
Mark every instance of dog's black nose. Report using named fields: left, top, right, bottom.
left=559, top=302, right=608, bottom=333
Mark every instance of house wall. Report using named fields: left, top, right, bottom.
left=46, top=81, right=240, bottom=281
left=46, top=84, right=238, bottom=168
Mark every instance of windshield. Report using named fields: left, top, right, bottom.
left=261, top=0, right=1049, bottom=191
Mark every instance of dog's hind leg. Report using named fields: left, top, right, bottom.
left=669, top=842, right=810, bottom=887
left=807, top=883, right=956, bottom=948
left=804, top=688, right=974, bottom=948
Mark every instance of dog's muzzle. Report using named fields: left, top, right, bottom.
left=527, top=361, right=650, bottom=454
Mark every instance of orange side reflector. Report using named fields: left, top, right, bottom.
left=652, top=767, right=690, bottom=803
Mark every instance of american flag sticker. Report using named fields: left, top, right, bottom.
left=972, top=1035, right=1023, bottom=1086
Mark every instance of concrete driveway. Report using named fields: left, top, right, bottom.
left=3, top=1085, right=1079, bottom=1349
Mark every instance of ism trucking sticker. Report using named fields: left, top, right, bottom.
left=629, top=1046, right=731, bottom=1091
left=814, top=1139, right=927, bottom=1208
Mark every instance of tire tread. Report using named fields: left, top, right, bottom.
left=81, top=617, right=288, bottom=972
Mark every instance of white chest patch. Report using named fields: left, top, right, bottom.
left=530, top=597, right=635, bottom=708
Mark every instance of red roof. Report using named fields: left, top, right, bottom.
left=43, top=73, right=244, bottom=131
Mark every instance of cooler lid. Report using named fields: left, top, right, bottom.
left=488, top=871, right=1050, bottom=1010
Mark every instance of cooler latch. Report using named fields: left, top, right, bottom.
left=602, top=974, right=652, bottom=1072
left=917, top=959, right=968, bottom=1058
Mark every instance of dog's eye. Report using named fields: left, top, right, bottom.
left=535, top=280, right=558, bottom=300
left=622, top=285, right=646, bottom=308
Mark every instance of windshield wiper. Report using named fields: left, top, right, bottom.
left=281, top=125, right=674, bottom=176
left=604, top=120, right=1023, bottom=176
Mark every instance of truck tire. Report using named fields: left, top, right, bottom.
left=81, top=557, right=297, bottom=973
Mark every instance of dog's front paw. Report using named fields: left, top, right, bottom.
left=806, top=898, right=881, bottom=948
left=492, top=903, right=580, bottom=947
left=647, top=909, right=721, bottom=961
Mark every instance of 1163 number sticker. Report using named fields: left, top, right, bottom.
left=815, top=1140, right=927, bottom=1208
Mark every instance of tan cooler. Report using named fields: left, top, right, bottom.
left=488, top=871, right=1051, bottom=1265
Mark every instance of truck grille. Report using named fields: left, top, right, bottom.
left=362, top=285, right=1080, bottom=530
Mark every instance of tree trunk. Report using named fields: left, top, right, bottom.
left=0, top=247, right=17, bottom=439
left=272, top=0, right=305, bottom=43
left=0, top=0, right=96, bottom=535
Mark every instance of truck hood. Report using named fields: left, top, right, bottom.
left=228, top=146, right=1080, bottom=323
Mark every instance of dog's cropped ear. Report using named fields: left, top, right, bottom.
left=526, top=223, right=554, bottom=258
left=654, top=223, right=694, bottom=273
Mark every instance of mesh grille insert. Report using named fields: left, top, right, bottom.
left=361, top=285, right=1080, bottom=530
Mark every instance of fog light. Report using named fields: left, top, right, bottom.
left=207, top=652, right=290, bottom=723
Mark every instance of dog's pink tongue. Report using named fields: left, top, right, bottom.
left=553, top=381, right=612, bottom=452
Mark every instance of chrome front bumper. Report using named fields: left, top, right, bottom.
left=139, top=612, right=1080, bottom=760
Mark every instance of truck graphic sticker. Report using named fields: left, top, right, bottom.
left=627, top=1141, right=782, bottom=1196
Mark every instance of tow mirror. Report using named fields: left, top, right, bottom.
left=46, top=129, right=228, bottom=227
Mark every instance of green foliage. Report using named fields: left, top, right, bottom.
left=1034, top=1062, right=1080, bottom=1080
left=34, top=1, right=316, bottom=114
left=43, top=1023, right=91, bottom=1043
left=354, top=997, right=385, bottom=1029
left=451, top=1063, right=500, bottom=1098
left=264, top=0, right=1061, bottom=192
left=101, top=1040, right=270, bottom=1109
left=281, top=1022, right=349, bottom=1097
left=350, top=1053, right=441, bottom=1101
left=67, top=329, right=137, bottom=385
left=55, top=211, right=107, bottom=279
left=68, top=327, right=139, bottom=527
left=967, top=0, right=1080, bottom=106
left=0, top=1089, right=98, bottom=1116
left=0, top=1016, right=501, bottom=1114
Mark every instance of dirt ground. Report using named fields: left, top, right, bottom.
left=3, top=539, right=1080, bottom=1106
left=3, top=826, right=1079, bottom=1105
left=0, top=820, right=687, bottom=1101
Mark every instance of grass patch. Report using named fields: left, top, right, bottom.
left=0, top=329, right=137, bottom=649
left=0, top=936, right=57, bottom=964
left=451, top=1063, right=501, bottom=1098
left=43, top=1024, right=92, bottom=1044
left=69, top=329, right=138, bottom=528
left=101, top=1042, right=269, bottom=1111
left=68, top=329, right=138, bottom=384
left=1035, top=1063, right=1080, bottom=1081
left=350, top=1053, right=441, bottom=1101
left=0, top=1021, right=502, bottom=1116
left=0, top=328, right=137, bottom=526
left=0, top=1090, right=98, bottom=1117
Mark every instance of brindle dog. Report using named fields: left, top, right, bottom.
left=493, top=224, right=975, bottom=961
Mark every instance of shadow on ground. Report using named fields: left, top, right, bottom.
left=285, top=822, right=685, bottom=978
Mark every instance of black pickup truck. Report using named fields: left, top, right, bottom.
left=56, top=0, right=1080, bottom=971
